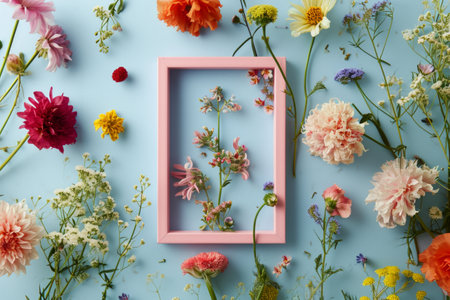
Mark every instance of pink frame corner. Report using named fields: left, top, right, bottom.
left=157, top=57, right=286, bottom=244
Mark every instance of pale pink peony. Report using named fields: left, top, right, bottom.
left=323, top=184, right=352, bottom=218
left=0, top=201, right=43, bottom=276
left=36, top=25, right=72, bottom=72
left=302, top=99, right=366, bottom=165
left=181, top=251, right=228, bottom=278
left=365, top=158, right=439, bottom=228
left=1, top=0, right=55, bottom=34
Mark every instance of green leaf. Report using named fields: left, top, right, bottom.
left=222, top=179, right=232, bottom=188
left=308, top=81, right=327, bottom=97
left=117, top=0, right=125, bottom=14
left=0, top=40, right=3, bottom=50
left=359, top=113, right=374, bottom=124
left=98, top=268, right=116, bottom=275
left=314, top=254, right=322, bottom=271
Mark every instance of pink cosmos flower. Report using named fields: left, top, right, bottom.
left=365, top=158, right=439, bottom=228
left=302, top=99, right=366, bottom=165
left=323, top=184, right=352, bottom=218
left=1, top=0, right=54, bottom=34
left=0, top=201, right=43, bottom=276
left=17, top=87, right=77, bottom=153
left=172, top=156, right=206, bottom=200
left=36, top=25, right=72, bottom=72
left=181, top=251, right=229, bottom=278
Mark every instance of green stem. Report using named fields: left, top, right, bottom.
left=240, top=0, right=257, bottom=57
left=203, top=273, right=217, bottom=300
left=0, top=20, right=19, bottom=79
left=253, top=203, right=266, bottom=268
left=217, top=108, right=223, bottom=205
left=300, top=37, right=316, bottom=128
left=320, top=206, right=328, bottom=300
left=261, top=25, right=299, bottom=176
left=0, top=76, right=20, bottom=136
left=0, top=134, right=28, bottom=172
left=0, top=50, right=38, bottom=105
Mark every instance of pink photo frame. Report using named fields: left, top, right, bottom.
left=157, top=57, right=286, bottom=244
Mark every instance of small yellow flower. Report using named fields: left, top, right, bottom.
left=375, top=267, right=388, bottom=277
left=359, top=297, right=370, bottom=300
left=247, top=5, right=278, bottom=26
left=383, top=274, right=399, bottom=288
left=385, top=266, right=400, bottom=275
left=386, top=295, right=399, bottom=300
left=402, top=269, right=413, bottom=277
left=287, top=0, right=336, bottom=37
left=412, top=273, right=425, bottom=283
left=416, top=290, right=427, bottom=300
left=94, top=109, right=124, bottom=141
left=362, top=277, right=375, bottom=286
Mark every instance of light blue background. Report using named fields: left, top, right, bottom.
left=0, top=0, right=447, bottom=299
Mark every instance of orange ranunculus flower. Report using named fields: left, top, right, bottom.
left=419, top=233, right=450, bottom=293
left=157, top=0, right=222, bottom=37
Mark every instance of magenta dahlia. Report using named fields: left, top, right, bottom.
left=17, top=87, right=77, bottom=153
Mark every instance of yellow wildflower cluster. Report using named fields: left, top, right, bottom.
left=246, top=5, right=278, bottom=26
left=362, top=277, right=374, bottom=286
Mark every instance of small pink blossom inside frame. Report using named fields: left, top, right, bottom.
left=157, top=57, right=286, bottom=244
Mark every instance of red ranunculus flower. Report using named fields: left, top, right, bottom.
left=17, top=87, right=77, bottom=153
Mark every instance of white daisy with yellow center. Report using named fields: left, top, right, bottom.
left=288, top=0, right=337, bottom=37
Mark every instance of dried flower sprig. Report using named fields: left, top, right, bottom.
left=28, top=154, right=149, bottom=300
left=172, top=87, right=249, bottom=231
left=93, top=0, right=125, bottom=54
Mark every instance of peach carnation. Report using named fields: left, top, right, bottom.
left=419, top=233, right=450, bottom=293
left=181, top=251, right=228, bottom=278
left=302, top=99, right=366, bottom=165
left=365, top=158, right=439, bottom=228
left=157, top=0, right=222, bottom=37
left=0, top=201, right=43, bottom=276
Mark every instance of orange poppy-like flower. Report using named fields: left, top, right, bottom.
left=157, top=0, right=222, bottom=37
left=419, top=233, right=450, bottom=293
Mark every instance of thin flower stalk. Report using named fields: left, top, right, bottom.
left=0, top=20, right=19, bottom=79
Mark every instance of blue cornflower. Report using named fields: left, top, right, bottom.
left=119, top=293, right=129, bottom=300
left=307, top=204, right=322, bottom=225
left=334, top=68, right=365, bottom=84
left=263, top=181, right=274, bottom=191
left=356, top=253, right=368, bottom=264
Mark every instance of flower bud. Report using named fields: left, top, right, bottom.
left=263, top=193, right=278, bottom=207
left=232, top=15, right=241, bottom=24
left=6, top=54, right=25, bottom=75
left=224, top=216, right=234, bottom=228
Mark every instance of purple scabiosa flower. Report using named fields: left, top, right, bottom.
left=356, top=253, right=367, bottom=264
left=263, top=181, right=274, bottom=191
left=118, top=293, right=129, bottom=300
left=307, top=204, right=322, bottom=225
left=334, top=68, right=365, bottom=84
left=328, top=217, right=341, bottom=235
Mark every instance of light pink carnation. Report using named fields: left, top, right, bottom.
left=323, top=184, right=352, bottom=218
left=36, top=25, right=72, bottom=72
left=365, top=158, right=439, bottom=228
left=302, top=99, right=366, bottom=165
left=1, top=0, right=55, bottom=34
left=0, top=201, right=43, bottom=276
left=181, top=251, right=229, bottom=278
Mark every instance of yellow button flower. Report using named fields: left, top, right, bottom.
left=386, top=295, right=399, bottom=300
left=375, top=267, right=388, bottom=277
left=362, top=277, right=375, bottom=286
left=402, top=269, right=413, bottom=277
left=416, top=290, right=426, bottom=300
left=94, top=109, right=124, bottom=141
left=247, top=5, right=278, bottom=26
left=383, top=274, right=399, bottom=287
left=412, top=273, right=425, bottom=283
left=359, top=297, right=370, bottom=300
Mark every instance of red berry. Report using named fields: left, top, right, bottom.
left=112, top=67, right=128, bottom=82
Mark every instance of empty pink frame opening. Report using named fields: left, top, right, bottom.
left=157, top=57, right=286, bottom=244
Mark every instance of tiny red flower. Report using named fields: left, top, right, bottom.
left=112, top=67, right=128, bottom=82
